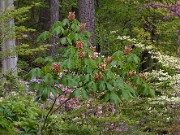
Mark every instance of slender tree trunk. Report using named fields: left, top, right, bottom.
left=48, top=0, right=59, bottom=56
left=0, top=0, right=17, bottom=81
left=78, top=0, right=95, bottom=46
left=39, top=0, right=51, bottom=30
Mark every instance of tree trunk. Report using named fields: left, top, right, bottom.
left=48, top=0, right=59, bottom=56
left=139, top=50, right=152, bottom=72
left=39, top=0, right=51, bottom=31
left=0, top=0, right=17, bottom=81
left=78, top=0, right=95, bottom=47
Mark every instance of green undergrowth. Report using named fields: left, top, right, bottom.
left=0, top=87, right=179, bottom=135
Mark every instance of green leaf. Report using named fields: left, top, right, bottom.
left=84, top=59, right=97, bottom=68
left=127, top=55, right=132, bottom=62
left=74, top=33, right=81, bottom=41
left=149, top=88, right=155, bottom=97
left=71, top=23, right=79, bottom=32
left=136, top=77, right=142, bottom=85
left=51, top=21, right=63, bottom=29
left=106, top=82, right=113, bottom=91
left=112, top=51, right=123, bottom=60
left=88, top=81, right=97, bottom=92
left=82, top=90, right=88, bottom=100
left=60, top=37, right=67, bottom=45
left=106, top=70, right=114, bottom=79
left=37, top=31, right=51, bottom=41
left=114, top=78, right=124, bottom=89
left=29, top=83, right=39, bottom=91
left=41, top=87, right=49, bottom=101
left=84, top=74, right=90, bottom=83
left=101, top=92, right=110, bottom=102
left=37, top=85, right=44, bottom=96
left=34, top=57, right=45, bottom=64
left=86, top=67, right=93, bottom=73
left=62, top=18, right=69, bottom=26
left=26, top=68, right=42, bottom=79
left=133, top=55, right=139, bottom=64
left=109, top=92, right=120, bottom=104
left=51, top=88, right=57, bottom=98
left=120, top=84, right=136, bottom=99
left=111, top=60, right=117, bottom=67
left=67, top=59, right=73, bottom=69
left=44, top=56, right=54, bottom=63
left=84, top=31, right=91, bottom=38
left=92, top=82, right=97, bottom=92
left=66, top=37, right=72, bottom=45
left=42, top=65, right=51, bottom=73
left=67, top=77, right=78, bottom=88
left=73, top=89, right=81, bottom=97
left=43, top=73, right=54, bottom=85
left=99, top=81, right=105, bottom=90
left=51, top=26, right=64, bottom=35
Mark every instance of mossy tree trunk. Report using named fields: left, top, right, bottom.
left=0, top=0, right=17, bottom=82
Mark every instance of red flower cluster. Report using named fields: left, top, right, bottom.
left=76, top=41, right=84, bottom=49
left=94, top=72, right=102, bottom=81
left=79, top=23, right=86, bottom=31
left=105, top=56, right=113, bottom=63
left=68, top=11, right=75, bottom=22
left=79, top=52, right=85, bottom=58
left=123, top=47, right=132, bottom=55
left=139, top=73, right=146, bottom=80
left=128, top=71, right=136, bottom=76
left=51, top=64, right=61, bottom=72
left=89, top=55, right=97, bottom=60
left=98, top=63, right=106, bottom=71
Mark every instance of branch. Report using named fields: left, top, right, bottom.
left=41, top=97, right=57, bottom=132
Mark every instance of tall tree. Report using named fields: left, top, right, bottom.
left=78, top=0, right=95, bottom=46
left=49, top=0, right=59, bottom=56
left=0, top=0, right=17, bottom=80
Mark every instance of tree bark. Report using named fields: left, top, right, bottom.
left=0, top=0, right=17, bottom=81
left=39, top=0, right=51, bottom=31
left=78, top=0, right=95, bottom=46
left=48, top=0, right=59, bottom=56
left=139, top=50, right=152, bottom=72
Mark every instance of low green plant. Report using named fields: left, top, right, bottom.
left=0, top=90, right=41, bottom=134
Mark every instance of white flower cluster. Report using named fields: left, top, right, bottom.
left=148, top=69, right=171, bottom=81
left=146, top=69, right=180, bottom=89
left=116, top=35, right=180, bottom=70
left=0, top=97, right=3, bottom=102
left=117, top=35, right=131, bottom=40
left=149, top=96, right=180, bottom=105
left=152, top=52, right=180, bottom=70
left=110, top=30, right=118, bottom=34
left=116, top=35, right=180, bottom=90
left=117, top=35, right=154, bottom=50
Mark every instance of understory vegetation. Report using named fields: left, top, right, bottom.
left=0, top=0, right=180, bottom=135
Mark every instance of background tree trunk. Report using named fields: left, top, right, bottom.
left=0, top=0, right=17, bottom=81
left=78, top=0, right=95, bottom=47
left=48, top=0, right=59, bottom=56
left=39, top=0, right=51, bottom=30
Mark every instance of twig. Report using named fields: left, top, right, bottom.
left=41, top=97, right=57, bottom=133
